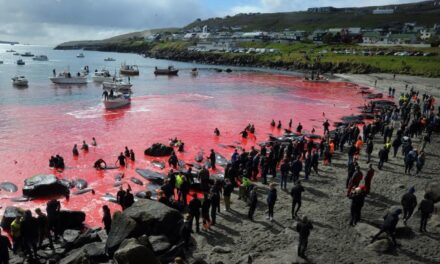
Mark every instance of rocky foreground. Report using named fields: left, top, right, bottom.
left=6, top=74, right=440, bottom=264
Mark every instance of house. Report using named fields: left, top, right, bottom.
left=362, top=32, right=382, bottom=43
left=189, top=41, right=237, bottom=52
left=386, top=33, right=417, bottom=44
left=372, top=8, right=394, bottom=14
left=307, top=6, right=336, bottom=13
left=420, top=29, right=432, bottom=40
left=310, top=30, right=327, bottom=42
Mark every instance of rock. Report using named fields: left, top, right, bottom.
left=122, top=199, right=183, bottom=243
left=59, top=242, right=107, bottom=264
left=63, top=229, right=80, bottom=243
left=148, top=235, right=171, bottom=255
left=366, top=239, right=393, bottom=253
left=137, top=234, right=153, bottom=250
left=158, top=242, right=185, bottom=264
left=58, top=210, right=86, bottom=231
left=22, top=174, right=70, bottom=198
left=0, top=206, right=24, bottom=230
left=354, top=223, right=379, bottom=243
left=144, top=143, right=173, bottom=157
left=65, top=228, right=102, bottom=251
left=106, top=212, right=137, bottom=254
left=429, top=214, right=440, bottom=228
left=425, top=182, right=440, bottom=203
left=114, top=238, right=160, bottom=264
left=212, top=246, right=232, bottom=254
left=236, top=254, right=254, bottom=264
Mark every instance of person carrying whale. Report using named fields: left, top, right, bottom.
left=94, top=159, right=107, bottom=170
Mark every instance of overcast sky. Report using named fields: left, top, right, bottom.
left=0, top=0, right=421, bottom=45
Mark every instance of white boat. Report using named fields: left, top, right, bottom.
left=12, top=76, right=28, bottom=86
left=17, top=59, right=25, bottom=65
left=49, top=72, right=87, bottom=84
left=103, top=78, right=132, bottom=93
left=81, top=65, right=90, bottom=76
left=77, top=53, right=85, bottom=58
left=92, top=70, right=115, bottom=82
left=120, top=63, right=139, bottom=75
left=104, top=57, right=116, bottom=61
left=33, top=55, right=49, bottom=61
left=103, top=93, right=131, bottom=109
left=21, top=52, right=34, bottom=57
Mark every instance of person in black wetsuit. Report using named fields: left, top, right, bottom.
left=46, top=199, right=61, bottom=240
left=116, top=187, right=126, bottom=210
left=81, top=140, right=89, bottom=152
left=117, top=152, right=126, bottom=167
left=124, top=147, right=130, bottom=158
left=72, top=144, right=79, bottom=156
left=129, top=149, right=135, bottom=161
left=348, top=187, right=366, bottom=226
left=214, top=128, right=220, bottom=136
left=201, top=194, right=211, bottom=230
left=124, top=189, right=134, bottom=209
left=296, top=123, right=303, bottom=133
left=296, top=216, right=313, bottom=258
left=291, top=181, right=305, bottom=219
left=209, top=149, right=216, bottom=170
left=248, top=186, right=258, bottom=221
left=240, top=129, right=248, bottom=139
left=188, top=193, right=202, bottom=232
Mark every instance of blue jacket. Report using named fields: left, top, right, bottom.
left=267, top=188, right=277, bottom=205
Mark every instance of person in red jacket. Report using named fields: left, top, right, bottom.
left=364, top=164, right=375, bottom=195
left=347, top=166, right=363, bottom=196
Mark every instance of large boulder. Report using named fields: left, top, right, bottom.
left=22, top=174, right=70, bottom=198
left=123, top=199, right=183, bottom=243
left=114, top=238, right=160, bottom=264
left=106, top=199, right=182, bottom=254
left=64, top=228, right=102, bottom=251
left=144, top=143, right=173, bottom=157
left=106, top=212, right=137, bottom=254
left=59, top=242, right=107, bottom=264
left=148, top=235, right=171, bottom=255
left=425, top=182, right=440, bottom=203
left=0, top=206, right=24, bottom=230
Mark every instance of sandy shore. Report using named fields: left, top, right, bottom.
left=187, top=73, right=440, bottom=264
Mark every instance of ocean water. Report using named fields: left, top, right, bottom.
left=0, top=44, right=370, bottom=226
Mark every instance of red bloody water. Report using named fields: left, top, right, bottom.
left=0, top=73, right=371, bottom=226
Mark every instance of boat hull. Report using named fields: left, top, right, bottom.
left=13, top=81, right=28, bottom=86
left=154, top=70, right=178, bottom=75
left=103, top=97, right=131, bottom=109
left=92, top=76, right=114, bottom=83
left=120, top=70, right=139, bottom=75
left=49, top=77, right=88, bottom=84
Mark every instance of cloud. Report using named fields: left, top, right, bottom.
left=0, top=0, right=209, bottom=45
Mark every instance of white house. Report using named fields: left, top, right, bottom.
left=372, top=8, right=394, bottom=14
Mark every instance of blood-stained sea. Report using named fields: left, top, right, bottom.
left=0, top=46, right=372, bottom=226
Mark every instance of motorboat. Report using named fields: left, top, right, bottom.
left=104, top=57, right=116, bottom=61
left=81, top=65, right=90, bottom=75
left=6, top=49, right=15, bottom=52
left=21, top=52, right=34, bottom=57
left=12, top=76, right=28, bottom=86
left=13, top=52, right=20, bottom=56
left=191, top=68, right=198, bottom=76
left=17, top=59, right=25, bottom=65
left=49, top=71, right=87, bottom=84
left=103, top=92, right=131, bottom=109
left=103, top=78, right=132, bottom=93
left=33, top=55, right=49, bottom=61
left=120, top=63, right=139, bottom=75
left=77, top=53, right=85, bottom=58
left=154, top=66, right=178, bottom=75
left=92, top=69, right=115, bottom=82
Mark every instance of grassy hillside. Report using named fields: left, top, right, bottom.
left=186, top=1, right=440, bottom=31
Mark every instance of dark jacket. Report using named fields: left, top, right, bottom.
left=267, top=189, right=277, bottom=205
left=290, top=185, right=305, bottom=201
left=249, top=190, right=258, bottom=207
left=419, top=199, right=434, bottom=214
left=401, top=192, right=417, bottom=209
left=296, top=221, right=313, bottom=239
left=188, top=198, right=201, bottom=216
left=223, top=183, right=234, bottom=197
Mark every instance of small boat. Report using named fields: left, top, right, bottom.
left=32, top=55, right=49, bottom=61
left=77, top=53, right=85, bottom=58
left=17, top=59, right=25, bottom=65
left=103, top=78, right=132, bottom=93
left=6, top=49, right=15, bottom=52
left=49, top=72, right=87, bottom=84
left=104, top=57, right=116, bottom=61
left=103, top=93, right=131, bottom=109
left=12, top=76, right=28, bottom=86
left=21, top=52, right=34, bottom=57
left=0, top=60, right=3, bottom=64
left=191, top=68, right=198, bottom=76
left=120, top=63, right=139, bottom=75
left=154, top=66, right=178, bottom=75
left=13, top=52, right=20, bottom=56
left=81, top=65, right=90, bottom=76
left=92, top=69, right=115, bottom=82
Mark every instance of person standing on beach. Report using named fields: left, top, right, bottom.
left=363, top=164, right=375, bottom=195
left=348, top=187, right=365, bottom=226
left=290, top=181, right=305, bottom=219
left=418, top=194, right=434, bottom=232
left=223, top=179, right=233, bottom=211
left=248, top=186, right=258, bottom=221
left=401, top=187, right=417, bottom=224
left=365, top=138, right=373, bottom=163
left=280, top=159, right=289, bottom=190
left=266, top=183, right=277, bottom=221
left=188, top=193, right=201, bottom=232
left=201, top=193, right=211, bottom=230
left=296, top=216, right=313, bottom=258
left=0, top=229, right=12, bottom=264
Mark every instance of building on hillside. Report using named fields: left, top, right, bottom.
left=310, top=30, right=327, bottom=42
left=419, top=29, right=432, bottom=40
left=362, top=31, right=383, bottom=43
left=372, top=8, right=395, bottom=14
left=307, top=6, right=336, bottom=13
left=188, top=41, right=237, bottom=52
left=385, top=33, right=417, bottom=44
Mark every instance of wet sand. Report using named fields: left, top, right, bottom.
left=187, top=74, right=440, bottom=264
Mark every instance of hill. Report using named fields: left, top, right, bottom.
left=185, top=1, right=440, bottom=31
